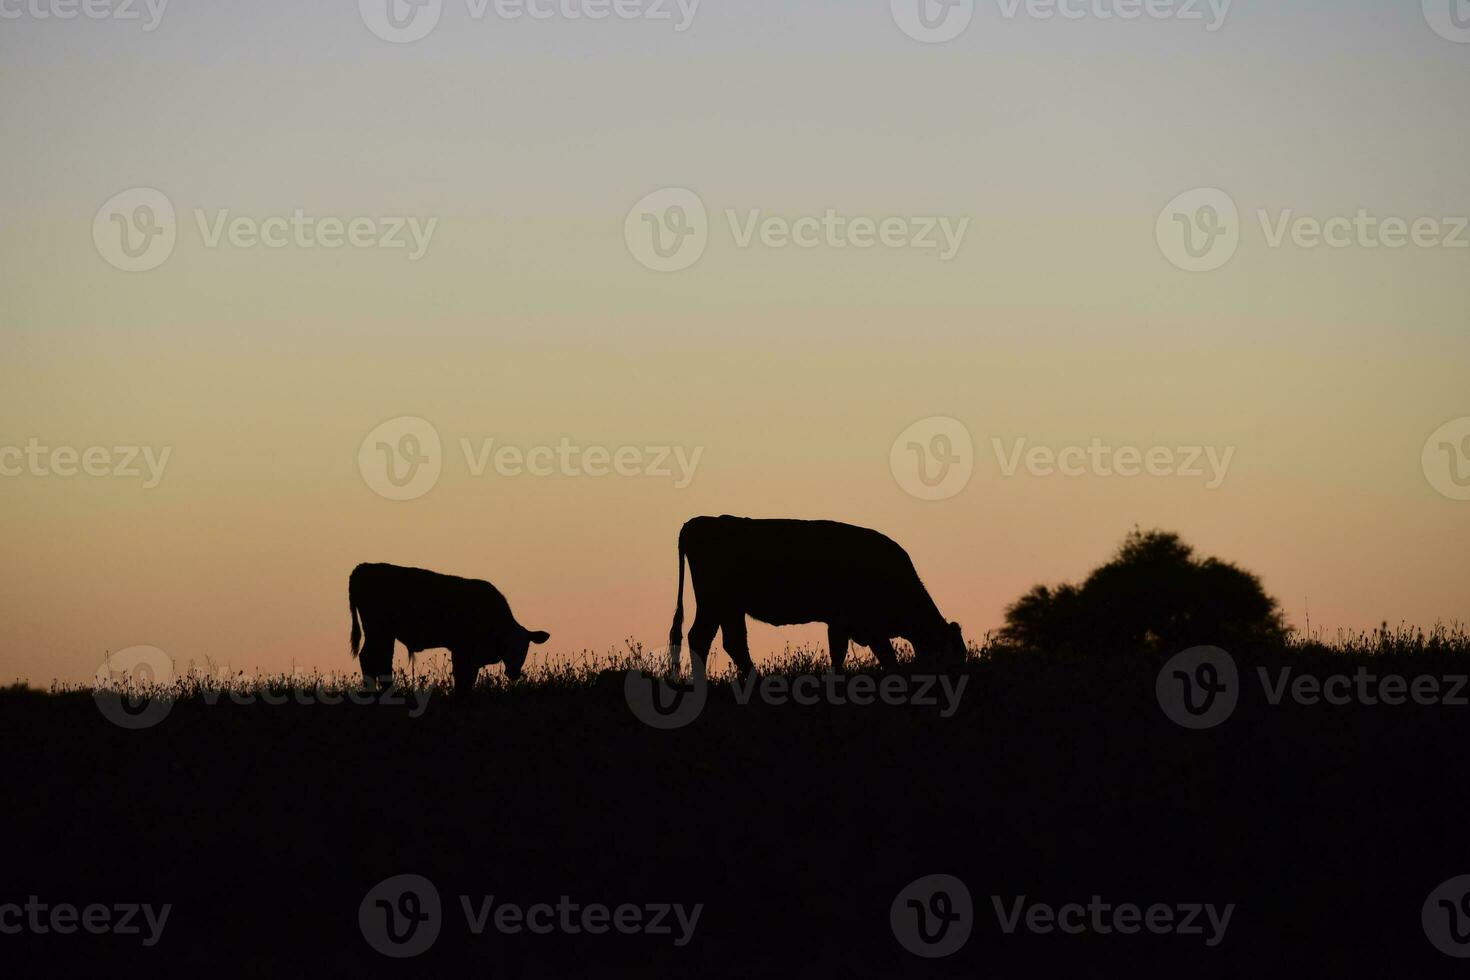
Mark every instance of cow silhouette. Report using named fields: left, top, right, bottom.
left=666, top=516, right=965, bottom=678
left=348, top=563, right=549, bottom=695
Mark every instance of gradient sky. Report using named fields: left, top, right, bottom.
left=2, top=0, right=1467, bottom=684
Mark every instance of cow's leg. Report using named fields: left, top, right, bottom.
left=827, top=624, right=851, bottom=673
left=451, top=652, right=480, bottom=698
left=686, top=611, right=719, bottom=683
left=867, top=636, right=900, bottom=671
left=360, top=631, right=394, bottom=689
left=721, top=614, right=755, bottom=679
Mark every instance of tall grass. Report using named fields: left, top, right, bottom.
left=46, top=621, right=1470, bottom=703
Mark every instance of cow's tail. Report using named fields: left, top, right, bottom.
left=348, top=570, right=362, bottom=659
left=666, top=526, right=687, bottom=675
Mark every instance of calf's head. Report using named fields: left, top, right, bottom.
left=496, top=626, right=550, bottom=681
left=916, top=621, right=967, bottom=670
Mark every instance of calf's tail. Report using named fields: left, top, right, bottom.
left=349, top=572, right=362, bottom=659
left=666, top=528, right=687, bottom=674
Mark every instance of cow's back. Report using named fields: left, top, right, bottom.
left=350, top=563, right=510, bottom=649
left=681, top=516, right=931, bottom=628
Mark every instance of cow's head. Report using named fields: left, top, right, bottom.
left=498, top=626, right=550, bottom=681
left=917, top=621, right=966, bottom=671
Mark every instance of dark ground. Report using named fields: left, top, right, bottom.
left=5, top=638, right=1470, bottom=977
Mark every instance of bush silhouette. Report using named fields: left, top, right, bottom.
left=1000, top=528, right=1288, bottom=654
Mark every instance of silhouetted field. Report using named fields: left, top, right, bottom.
left=6, top=627, right=1470, bottom=976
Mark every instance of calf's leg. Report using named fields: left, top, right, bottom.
left=451, top=652, right=481, bottom=698
left=686, top=611, right=719, bottom=683
left=867, top=636, right=900, bottom=670
left=722, top=614, right=755, bottom=679
left=827, top=624, right=851, bottom=673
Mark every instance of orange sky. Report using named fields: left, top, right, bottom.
left=2, top=2, right=1467, bottom=683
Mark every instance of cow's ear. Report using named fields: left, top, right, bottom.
left=527, top=630, right=550, bottom=645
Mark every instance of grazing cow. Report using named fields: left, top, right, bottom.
left=348, top=563, right=549, bottom=695
left=666, top=516, right=965, bottom=678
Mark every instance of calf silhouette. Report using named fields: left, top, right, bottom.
left=348, top=563, right=549, bottom=695
left=666, top=516, right=965, bottom=678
